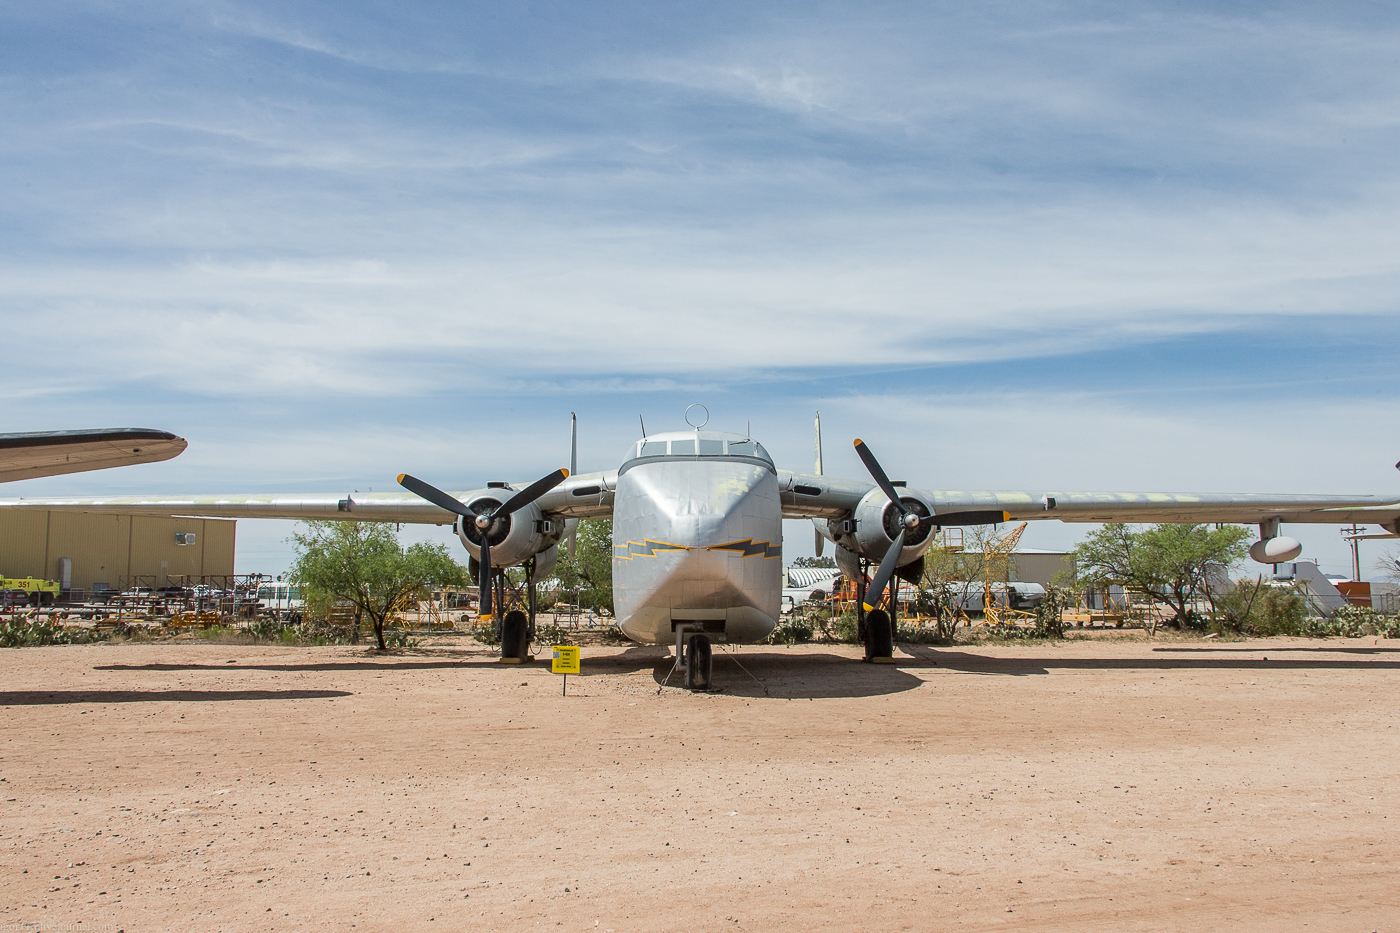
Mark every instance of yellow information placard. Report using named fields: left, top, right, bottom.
left=552, top=645, right=581, bottom=675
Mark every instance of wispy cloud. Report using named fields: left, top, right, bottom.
left=2, top=1, right=1398, bottom=576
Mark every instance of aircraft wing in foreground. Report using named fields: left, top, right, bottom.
left=0, top=428, right=187, bottom=483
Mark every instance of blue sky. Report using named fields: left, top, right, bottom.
left=2, top=1, right=1397, bottom=577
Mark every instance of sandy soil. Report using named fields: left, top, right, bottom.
left=2, top=635, right=1398, bottom=932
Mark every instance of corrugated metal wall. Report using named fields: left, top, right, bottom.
left=0, top=511, right=236, bottom=588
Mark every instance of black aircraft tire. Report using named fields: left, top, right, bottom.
left=686, top=634, right=713, bottom=691
left=501, top=610, right=530, bottom=662
left=865, top=609, right=894, bottom=660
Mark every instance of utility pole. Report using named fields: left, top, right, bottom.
left=1342, top=524, right=1363, bottom=582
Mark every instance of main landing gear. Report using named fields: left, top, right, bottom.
left=857, top=556, right=896, bottom=664
left=494, top=556, right=539, bottom=664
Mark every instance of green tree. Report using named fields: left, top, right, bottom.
left=289, top=521, right=467, bottom=650
left=551, top=520, right=614, bottom=614
left=791, top=556, right=836, bottom=569
left=1074, top=523, right=1251, bottom=628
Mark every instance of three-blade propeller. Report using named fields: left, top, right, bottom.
left=397, top=468, right=569, bottom=619
left=852, top=439, right=1007, bottom=613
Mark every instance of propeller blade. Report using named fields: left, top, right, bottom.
left=853, top=439, right=906, bottom=514
left=924, top=510, right=1010, bottom=527
left=496, top=468, right=570, bottom=517
left=862, top=528, right=906, bottom=613
left=479, top=540, right=492, bottom=620
left=397, top=473, right=477, bottom=518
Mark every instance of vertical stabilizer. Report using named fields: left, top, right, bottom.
left=568, top=413, right=579, bottom=560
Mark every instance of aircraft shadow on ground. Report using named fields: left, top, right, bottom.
left=0, top=689, right=352, bottom=705
left=1152, top=646, right=1400, bottom=655
left=82, top=645, right=1399, bottom=696
left=890, top=647, right=1400, bottom=677
left=93, top=647, right=509, bottom=674
left=644, top=650, right=927, bottom=699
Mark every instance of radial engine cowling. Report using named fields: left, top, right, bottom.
left=836, top=487, right=938, bottom=565
left=453, top=490, right=564, bottom=568
left=1249, top=536, right=1302, bottom=564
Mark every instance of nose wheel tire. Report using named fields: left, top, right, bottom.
left=686, top=634, right=713, bottom=691
left=863, top=609, right=894, bottom=663
left=500, top=609, right=530, bottom=663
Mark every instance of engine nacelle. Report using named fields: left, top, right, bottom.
left=829, top=487, right=938, bottom=567
left=1249, top=536, right=1302, bottom=563
left=453, top=488, right=565, bottom=568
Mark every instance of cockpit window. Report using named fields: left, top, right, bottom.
left=622, top=434, right=775, bottom=474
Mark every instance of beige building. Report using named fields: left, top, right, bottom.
left=0, top=510, right=235, bottom=591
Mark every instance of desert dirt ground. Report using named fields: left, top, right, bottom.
left=2, top=635, right=1398, bottom=932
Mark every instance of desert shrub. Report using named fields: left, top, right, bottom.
left=898, top=623, right=949, bottom=645
left=770, top=617, right=814, bottom=645
left=1249, top=586, right=1309, bottom=636
left=536, top=623, right=575, bottom=645
left=1034, top=584, right=1072, bottom=639
left=600, top=624, right=630, bottom=645
left=246, top=618, right=287, bottom=641
left=382, top=627, right=418, bottom=649
left=0, top=615, right=107, bottom=647
left=1298, top=606, right=1400, bottom=638
left=831, top=611, right=860, bottom=644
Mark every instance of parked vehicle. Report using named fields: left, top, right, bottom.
left=0, top=588, right=32, bottom=608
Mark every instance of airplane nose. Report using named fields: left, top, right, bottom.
left=613, top=459, right=781, bottom=644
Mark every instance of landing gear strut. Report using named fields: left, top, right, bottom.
left=671, top=625, right=714, bottom=691
left=493, top=556, right=539, bottom=664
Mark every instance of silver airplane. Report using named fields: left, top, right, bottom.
left=3, top=410, right=1397, bottom=689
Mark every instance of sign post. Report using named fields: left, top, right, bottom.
left=552, top=645, right=580, bottom=695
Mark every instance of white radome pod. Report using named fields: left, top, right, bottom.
left=1249, top=536, right=1302, bottom=563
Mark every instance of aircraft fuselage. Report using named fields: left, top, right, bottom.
left=611, top=431, right=783, bottom=645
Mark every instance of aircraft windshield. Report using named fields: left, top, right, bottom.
left=626, top=436, right=773, bottom=466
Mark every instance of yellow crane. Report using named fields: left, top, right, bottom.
left=981, top=522, right=1030, bottom=627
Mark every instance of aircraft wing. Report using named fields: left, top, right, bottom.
left=777, top=470, right=1400, bottom=530
left=0, top=470, right=622, bottom=524
left=0, top=428, right=186, bottom=482
left=928, top=489, right=1400, bottom=528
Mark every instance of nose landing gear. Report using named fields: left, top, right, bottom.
left=686, top=634, right=713, bottom=691
left=671, top=625, right=715, bottom=691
